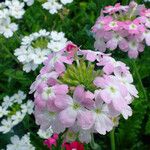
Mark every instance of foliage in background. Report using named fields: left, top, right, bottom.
left=0, top=0, right=150, bottom=150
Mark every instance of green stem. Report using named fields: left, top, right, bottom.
left=131, top=59, right=148, bottom=101
left=90, top=134, right=99, bottom=150
left=110, top=128, right=115, bottom=150
left=0, top=43, right=19, bottom=63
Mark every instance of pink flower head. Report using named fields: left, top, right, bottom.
left=92, top=2, right=150, bottom=58
left=32, top=44, right=138, bottom=143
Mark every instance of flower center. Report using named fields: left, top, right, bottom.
left=72, top=102, right=80, bottom=110
left=7, top=103, right=21, bottom=117
left=32, top=37, right=49, bottom=49
left=95, top=108, right=101, bottom=114
left=129, top=23, right=137, bottom=30
left=110, top=86, right=116, bottom=93
left=109, top=21, right=118, bottom=27
left=59, top=59, right=102, bottom=92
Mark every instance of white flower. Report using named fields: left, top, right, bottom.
left=6, top=134, right=35, bottom=150
left=23, top=0, right=34, bottom=6
left=5, top=0, right=25, bottom=19
left=0, top=106, right=8, bottom=118
left=0, top=17, right=18, bottom=38
left=0, top=119, right=13, bottom=133
left=42, top=0, right=62, bottom=14
left=21, top=100, right=34, bottom=115
left=14, top=30, right=67, bottom=72
left=37, top=127, right=53, bottom=139
left=60, top=0, right=73, bottom=5
left=23, top=62, right=38, bottom=72
left=32, top=48, right=49, bottom=64
left=48, top=41, right=66, bottom=52
left=11, top=111, right=25, bottom=125
left=2, top=96, right=14, bottom=109
left=144, top=0, right=150, bottom=2
left=13, top=90, right=26, bottom=104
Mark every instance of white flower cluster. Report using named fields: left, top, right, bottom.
left=0, top=0, right=34, bottom=38
left=5, top=133, right=35, bottom=150
left=14, top=29, right=67, bottom=72
left=0, top=91, right=34, bottom=134
left=37, top=127, right=53, bottom=139
left=42, top=0, right=73, bottom=14
left=144, top=0, right=150, bottom=2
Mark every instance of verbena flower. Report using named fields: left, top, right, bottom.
left=0, top=91, right=34, bottom=134
left=31, top=42, right=138, bottom=143
left=0, top=0, right=34, bottom=38
left=5, top=133, right=35, bottom=150
left=42, top=0, right=73, bottom=14
left=14, top=29, right=67, bottom=72
left=92, top=1, right=150, bottom=58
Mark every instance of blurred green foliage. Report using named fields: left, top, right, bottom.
left=0, top=0, right=150, bottom=150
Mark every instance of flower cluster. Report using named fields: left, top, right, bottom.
left=0, top=0, right=34, bottom=38
left=0, top=91, right=34, bottom=134
left=92, top=1, right=150, bottom=58
left=14, top=29, right=67, bottom=72
left=5, top=133, right=35, bottom=150
left=31, top=42, right=138, bottom=143
left=42, top=0, right=73, bottom=14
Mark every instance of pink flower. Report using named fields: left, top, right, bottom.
left=127, top=39, right=144, bottom=58
left=63, top=141, right=84, bottom=150
left=94, top=75, right=128, bottom=112
left=123, top=20, right=145, bottom=35
left=143, top=30, right=150, bottom=46
left=59, top=86, right=94, bottom=127
left=63, top=41, right=79, bottom=59
left=43, top=134, right=59, bottom=149
left=92, top=16, right=113, bottom=32
left=104, top=20, right=120, bottom=31
left=103, top=3, right=121, bottom=14
left=140, top=8, right=150, bottom=17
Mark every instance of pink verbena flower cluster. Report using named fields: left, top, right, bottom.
left=92, top=1, right=150, bottom=58
left=30, top=42, right=138, bottom=143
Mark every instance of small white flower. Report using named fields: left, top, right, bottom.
left=0, top=107, right=8, bottom=118
left=6, top=134, right=35, bottom=150
left=13, top=90, right=26, bottom=104
left=2, top=96, right=13, bottom=109
left=5, top=0, right=25, bottom=19
left=22, top=100, right=34, bottom=115
left=32, top=48, right=49, bottom=64
left=23, top=0, right=34, bottom=6
left=42, top=0, right=62, bottom=14
left=11, top=111, right=25, bottom=125
left=23, top=62, right=38, bottom=72
left=60, top=0, right=73, bottom=5
left=0, top=119, right=13, bottom=133
left=37, top=127, right=53, bottom=139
